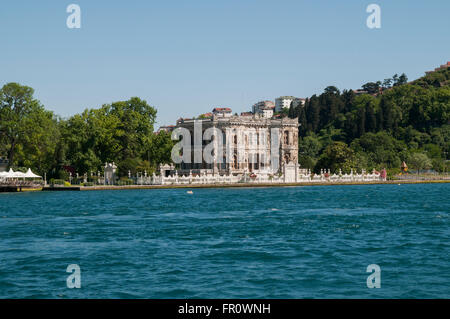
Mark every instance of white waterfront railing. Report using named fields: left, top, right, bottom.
left=149, top=169, right=385, bottom=186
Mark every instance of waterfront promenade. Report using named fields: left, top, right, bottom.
left=41, top=179, right=450, bottom=191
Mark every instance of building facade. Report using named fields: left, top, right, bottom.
left=174, top=110, right=298, bottom=176
left=212, top=107, right=232, bottom=117
left=252, top=100, right=275, bottom=113
left=275, top=96, right=305, bottom=112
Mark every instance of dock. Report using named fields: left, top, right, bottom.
left=0, top=185, right=43, bottom=192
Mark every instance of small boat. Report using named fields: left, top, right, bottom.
left=187, top=190, right=193, bottom=194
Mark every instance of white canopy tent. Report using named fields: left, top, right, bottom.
left=0, top=168, right=16, bottom=179
left=23, top=168, right=41, bottom=178
left=0, top=168, right=41, bottom=179
left=12, top=171, right=26, bottom=178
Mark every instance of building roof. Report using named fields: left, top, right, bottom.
left=276, top=96, right=297, bottom=100
left=212, top=107, right=232, bottom=112
left=157, top=125, right=176, bottom=133
left=426, top=61, right=450, bottom=74
left=353, top=89, right=369, bottom=95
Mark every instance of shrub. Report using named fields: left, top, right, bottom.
left=117, top=178, right=134, bottom=186
left=50, top=179, right=65, bottom=185
left=56, top=169, right=70, bottom=181
left=386, top=167, right=401, bottom=180
left=72, top=178, right=84, bottom=185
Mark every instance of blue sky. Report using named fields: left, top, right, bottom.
left=1, top=0, right=449, bottom=128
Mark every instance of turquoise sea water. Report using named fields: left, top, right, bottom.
left=0, top=184, right=449, bottom=299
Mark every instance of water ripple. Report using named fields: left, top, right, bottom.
left=0, top=184, right=449, bottom=298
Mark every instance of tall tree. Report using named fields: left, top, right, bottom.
left=396, top=73, right=408, bottom=86
left=298, top=105, right=307, bottom=136
left=362, top=81, right=381, bottom=94
left=365, top=102, right=377, bottom=132
left=314, top=141, right=356, bottom=174
left=0, top=83, right=45, bottom=168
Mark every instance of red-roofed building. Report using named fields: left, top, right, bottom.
left=212, top=107, right=232, bottom=117
left=156, top=125, right=176, bottom=134
left=426, top=61, right=450, bottom=74
left=198, top=112, right=213, bottom=119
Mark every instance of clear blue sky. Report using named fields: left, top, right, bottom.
left=1, top=0, right=449, bottom=128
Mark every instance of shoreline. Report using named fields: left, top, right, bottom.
left=40, top=179, right=450, bottom=191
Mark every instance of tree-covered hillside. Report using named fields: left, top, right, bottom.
left=1, top=68, right=449, bottom=181
left=288, top=68, right=450, bottom=175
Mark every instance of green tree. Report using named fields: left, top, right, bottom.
left=14, top=107, right=60, bottom=175
left=408, top=152, right=432, bottom=174
left=62, top=97, right=159, bottom=175
left=314, top=141, right=356, bottom=174
left=350, top=131, right=407, bottom=169
left=0, top=83, right=40, bottom=166
left=298, top=105, right=307, bottom=136
left=0, top=83, right=60, bottom=174
left=382, top=78, right=393, bottom=89
left=108, top=97, right=157, bottom=160
left=298, top=134, right=322, bottom=169
left=146, top=130, right=175, bottom=168
left=395, top=73, right=408, bottom=86
left=362, top=81, right=381, bottom=94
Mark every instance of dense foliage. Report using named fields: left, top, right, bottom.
left=1, top=68, right=449, bottom=180
left=289, top=69, right=450, bottom=174
left=0, top=85, right=174, bottom=179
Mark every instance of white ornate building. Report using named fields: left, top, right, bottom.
left=174, top=110, right=299, bottom=177
left=153, top=108, right=385, bottom=185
